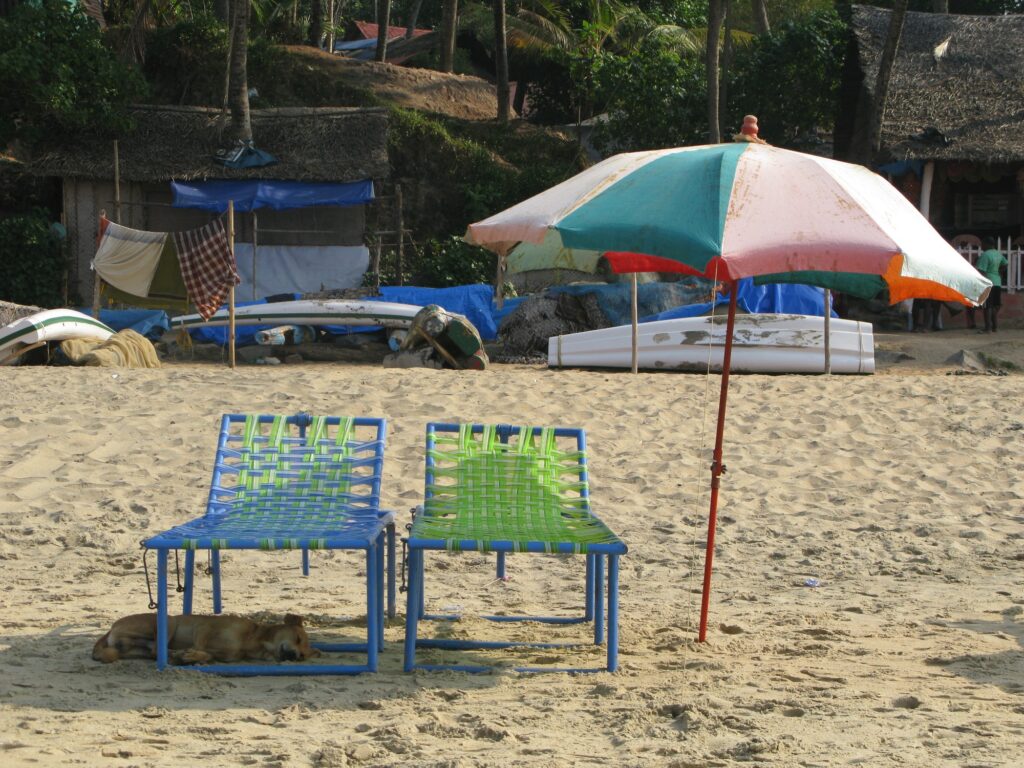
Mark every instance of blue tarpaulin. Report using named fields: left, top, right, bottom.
left=641, top=278, right=836, bottom=322
left=171, top=179, right=375, bottom=213
left=366, top=285, right=502, bottom=340
left=78, top=308, right=171, bottom=340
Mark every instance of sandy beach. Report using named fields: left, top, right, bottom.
left=1, top=334, right=1023, bottom=767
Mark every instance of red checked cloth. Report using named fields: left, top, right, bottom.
left=173, top=218, right=240, bottom=321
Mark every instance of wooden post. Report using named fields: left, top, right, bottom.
left=823, top=288, right=832, bottom=375
left=495, top=247, right=507, bottom=310
left=251, top=211, right=258, bottom=301
left=631, top=272, right=639, bottom=374
left=372, top=234, right=382, bottom=294
left=394, top=184, right=404, bottom=285
left=228, top=200, right=236, bottom=369
left=113, top=139, right=122, bottom=223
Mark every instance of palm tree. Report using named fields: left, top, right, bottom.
left=226, top=0, right=251, bottom=141
left=494, top=0, right=510, bottom=122
left=705, top=0, right=725, bottom=143
left=868, top=0, right=908, bottom=159
left=376, top=0, right=393, bottom=62
left=440, top=0, right=459, bottom=72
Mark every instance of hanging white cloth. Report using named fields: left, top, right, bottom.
left=92, top=221, right=168, bottom=297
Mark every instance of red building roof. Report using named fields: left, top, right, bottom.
left=353, top=21, right=432, bottom=41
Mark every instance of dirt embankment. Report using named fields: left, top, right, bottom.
left=281, top=46, right=499, bottom=121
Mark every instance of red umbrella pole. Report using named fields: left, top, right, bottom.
left=698, top=280, right=739, bottom=642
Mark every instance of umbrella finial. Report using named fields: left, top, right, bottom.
left=733, top=115, right=768, bottom=144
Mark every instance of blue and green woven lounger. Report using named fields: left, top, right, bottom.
left=403, top=423, right=627, bottom=673
left=144, top=413, right=395, bottom=676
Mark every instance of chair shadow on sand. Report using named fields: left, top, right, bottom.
left=927, top=614, right=1024, bottom=695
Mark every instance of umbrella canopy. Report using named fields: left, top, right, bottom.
left=466, top=141, right=992, bottom=644
left=467, top=142, right=990, bottom=306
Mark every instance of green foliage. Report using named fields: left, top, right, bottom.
left=144, top=15, right=228, bottom=105
left=389, top=107, right=583, bottom=233
left=144, top=18, right=380, bottom=108
left=588, top=38, right=707, bottom=151
left=0, top=0, right=144, bottom=149
left=373, top=236, right=497, bottom=288
left=0, top=211, right=67, bottom=308
left=726, top=10, right=847, bottom=146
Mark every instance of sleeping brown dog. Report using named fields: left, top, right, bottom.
left=92, top=613, right=321, bottom=665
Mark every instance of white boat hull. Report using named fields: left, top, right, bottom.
left=0, top=309, right=115, bottom=364
left=171, top=300, right=422, bottom=329
left=548, top=313, right=875, bottom=374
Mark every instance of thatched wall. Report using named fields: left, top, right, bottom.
left=29, top=105, right=390, bottom=182
left=846, top=6, right=1024, bottom=164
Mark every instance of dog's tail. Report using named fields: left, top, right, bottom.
left=92, top=631, right=119, bottom=663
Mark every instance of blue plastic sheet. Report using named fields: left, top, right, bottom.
left=188, top=296, right=300, bottom=347
left=641, top=278, right=836, bottom=322
left=171, top=180, right=375, bottom=213
left=367, top=285, right=501, bottom=340
left=79, top=308, right=170, bottom=340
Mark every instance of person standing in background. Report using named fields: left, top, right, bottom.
left=975, top=238, right=1008, bottom=333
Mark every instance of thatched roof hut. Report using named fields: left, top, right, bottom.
left=837, top=6, right=1024, bottom=164
left=27, top=105, right=390, bottom=182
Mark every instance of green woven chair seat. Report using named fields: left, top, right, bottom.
left=410, top=424, right=624, bottom=553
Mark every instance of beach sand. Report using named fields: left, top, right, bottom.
left=1, top=334, right=1022, bottom=767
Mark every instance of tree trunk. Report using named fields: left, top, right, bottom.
left=720, top=0, right=734, bottom=134
left=214, top=0, right=228, bottom=23
left=405, top=0, right=424, bottom=38
left=705, top=0, right=725, bottom=143
left=375, top=0, right=392, bottom=62
left=493, top=0, right=510, bottom=123
left=868, top=0, right=908, bottom=159
left=327, top=0, right=336, bottom=52
left=221, top=0, right=234, bottom=110
left=227, top=0, right=251, bottom=142
left=309, top=0, right=323, bottom=48
left=751, top=0, right=769, bottom=35
left=932, top=0, right=948, bottom=12
left=439, top=0, right=458, bottom=72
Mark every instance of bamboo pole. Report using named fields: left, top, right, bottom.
left=113, top=139, right=122, bottom=222
left=394, top=184, right=404, bottom=285
left=495, top=247, right=507, bottom=311
left=824, top=288, right=832, bottom=375
left=631, top=272, right=639, bottom=374
left=228, top=200, right=236, bottom=369
left=252, top=211, right=258, bottom=301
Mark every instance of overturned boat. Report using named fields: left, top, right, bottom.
left=171, top=299, right=422, bottom=330
left=0, top=309, right=115, bottom=365
left=548, top=313, right=875, bottom=374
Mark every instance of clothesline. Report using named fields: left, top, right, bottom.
left=93, top=214, right=240, bottom=321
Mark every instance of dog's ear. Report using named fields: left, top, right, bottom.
left=284, top=613, right=303, bottom=626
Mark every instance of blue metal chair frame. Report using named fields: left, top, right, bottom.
left=144, top=413, right=396, bottom=676
left=403, top=423, right=627, bottom=674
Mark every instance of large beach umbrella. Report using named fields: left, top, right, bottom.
left=465, top=141, right=991, bottom=642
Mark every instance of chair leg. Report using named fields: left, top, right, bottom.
left=417, top=549, right=425, bottom=620
left=386, top=523, right=396, bottom=620
left=584, top=554, right=595, bottom=621
left=156, top=550, right=169, bottom=670
left=366, top=545, right=379, bottom=672
left=182, top=549, right=195, bottom=615
left=496, top=551, right=507, bottom=580
left=607, top=554, right=620, bottom=672
left=593, top=554, right=605, bottom=645
left=403, top=549, right=422, bottom=672
left=376, top=534, right=385, bottom=652
left=211, top=549, right=222, bottom=614
left=302, top=548, right=310, bottom=577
